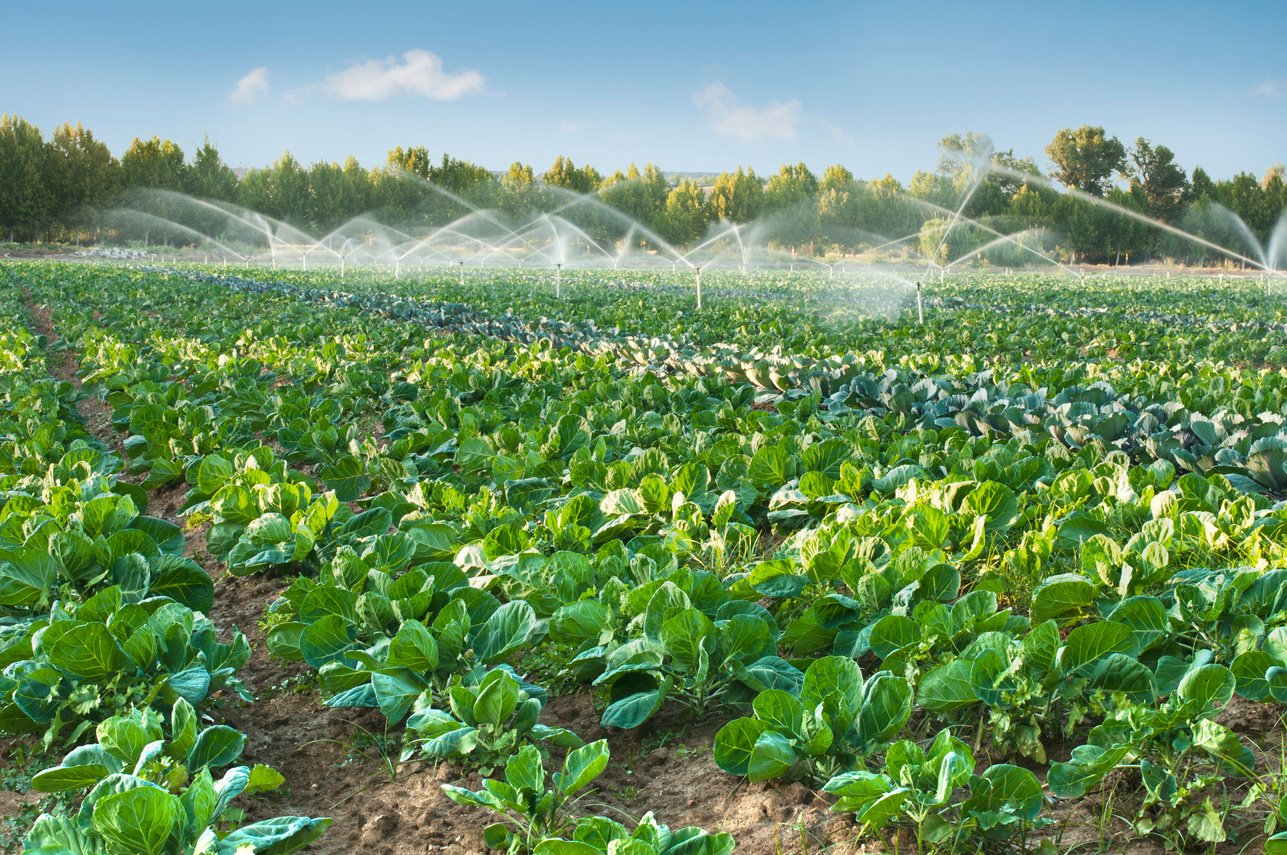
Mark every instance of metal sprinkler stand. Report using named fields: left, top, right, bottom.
left=555, top=263, right=563, bottom=299
left=916, top=280, right=924, bottom=325
left=457, top=260, right=465, bottom=285
left=695, top=266, right=703, bottom=311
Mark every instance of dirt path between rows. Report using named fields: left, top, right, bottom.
left=22, top=291, right=119, bottom=453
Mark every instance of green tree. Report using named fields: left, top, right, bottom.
left=0, top=115, right=50, bottom=241
left=1216, top=172, right=1274, bottom=243
left=387, top=145, right=432, bottom=179
left=708, top=167, right=762, bottom=223
left=43, top=122, right=119, bottom=242
left=659, top=179, right=709, bottom=246
left=269, top=152, right=310, bottom=224
left=121, top=136, right=187, bottom=190
left=499, top=162, right=539, bottom=218
left=856, top=174, right=924, bottom=244
left=430, top=154, right=499, bottom=209
left=1045, top=125, right=1126, bottom=196
left=1127, top=138, right=1189, bottom=223
left=763, top=162, right=818, bottom=212
left=342, top=156, right=373, bottom=214
left=1009, top=184, right=1053, bottom=226
left=236, top=167, right=274, bottom=218
left=935, top=132, right=1044, bottom=218
left=306, top=161, right=352, bottom=232
left=817, top=164, right=858, bottom=248
left=1103, top=185, right=1155, bottom=262
left=1191, top=166, right=1214, bottom=202
left=542, top=155, right=601, bottom=194
left=907, top=169, right=956, bottom=209
left=599, top=163, right=669, bottom=234
left=185, top=139, right=237, bottom=201
left=762, top=162, right=820, bottom=248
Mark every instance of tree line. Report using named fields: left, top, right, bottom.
left=1, top=114, right=1284, bottom=265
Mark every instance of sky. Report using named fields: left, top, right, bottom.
left=3, top=0, right=1285, bottom=182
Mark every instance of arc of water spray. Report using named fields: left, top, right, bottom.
left=944, top=228, right=1053, bottom=271
left=902, top=196, right=1078, bottom=276
left=535, top=184, right=695, bottom=269
left=928, top=147, right=994, bottom=277
left=109, top=208, right=249, bottom=261
left=985, top=162, right=1270, bottom=271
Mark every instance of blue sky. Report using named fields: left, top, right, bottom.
left=4, top=0, right=1285, bottom=181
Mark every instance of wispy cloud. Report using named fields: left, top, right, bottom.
left=819, top=116, right=855, bottom=147
left=559, top=119, right=591, bottom=135
left=322, top=49, right=485, bottom=101
left=692, top=81, right=801, bottom=142
left=1253, top=78, right=1287, bottom=99
left=228, top=67, right=270, bottom=106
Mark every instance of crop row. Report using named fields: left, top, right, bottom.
left=2, top=261, right=1286, bottom=852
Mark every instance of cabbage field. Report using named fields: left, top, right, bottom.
left=2, top=260, right=1287, bottom=854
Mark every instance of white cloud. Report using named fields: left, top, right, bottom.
left=323, top=49, right=485, bottom=101
left=1253, top=78, right=1287, bottom=99
left=692, top=81, right=801, bottom=142
left=228, top=67, right=270, bottom=106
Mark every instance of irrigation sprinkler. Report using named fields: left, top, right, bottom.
left=339, top=255, right=345, bottom=278
left=457, top=260, right=465, bottom=285
left=916, top=281, right=924, bottom=325
left=395, top=258, right=401, bottom=279
left=555, top=263, right=563, bottom=299
left=828, top=264, right=834, bottom=281
left=695, top=266, right=703, bottom=311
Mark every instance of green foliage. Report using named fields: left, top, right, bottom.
left=403, top=666, right=581, bottom=771
left=13, top=259, right=1287, bottom=855
left=444, top=741, right=732, bottom=855
left=824, top=728, right=1046, bottom=848
left=713, top=656, right=910, bottom=783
